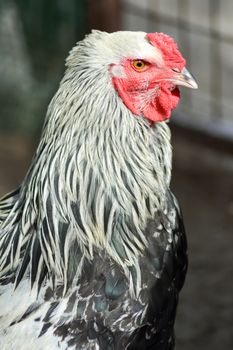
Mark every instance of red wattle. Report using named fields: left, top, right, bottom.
left=113, top=75, right=181, bottom=123
left=143, top=86, right=180, bottom=122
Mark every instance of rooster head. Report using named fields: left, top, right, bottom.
left=66, top=30, right=197, bottom=124
left=108, top=31, right=198, bottom=122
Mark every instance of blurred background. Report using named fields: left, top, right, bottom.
left=0, top=0, right=233, bottom=349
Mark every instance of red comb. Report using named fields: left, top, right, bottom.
left=146, top=32, right=186, bottom=71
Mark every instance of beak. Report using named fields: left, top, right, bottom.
left=172, top=67, right=198, bottom=89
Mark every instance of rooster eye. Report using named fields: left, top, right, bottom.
left=131, top=60, right=148, bottom=71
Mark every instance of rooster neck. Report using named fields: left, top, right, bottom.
left=0, top=70, right=172, bottom=295
left=45, top=77, right=172, bottom=236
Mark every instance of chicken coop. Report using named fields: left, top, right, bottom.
left=0, top=1, right=232, bottom=350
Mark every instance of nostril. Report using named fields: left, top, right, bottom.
left=171, top=68, right=180, bottom=73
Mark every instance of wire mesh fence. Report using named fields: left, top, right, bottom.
left=121, top=0, right=233, bottom=140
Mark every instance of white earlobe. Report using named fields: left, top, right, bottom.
left=110, top=65, right=126, bottom=78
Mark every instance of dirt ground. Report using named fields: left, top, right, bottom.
left=0, top=128, right=233, bottom=350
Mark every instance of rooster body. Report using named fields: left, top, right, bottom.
left=0, top=31, right=197, bottom=349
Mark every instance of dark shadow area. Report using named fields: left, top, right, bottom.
left=171, top=127, right=233, bottom=350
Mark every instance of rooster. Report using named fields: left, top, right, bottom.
left=0, top=30, right=197, bottom=349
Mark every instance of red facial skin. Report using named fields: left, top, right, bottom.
left=112, top=33, right=186, bottom=123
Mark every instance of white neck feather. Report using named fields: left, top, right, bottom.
left=0, top=39, right=172, bottom=294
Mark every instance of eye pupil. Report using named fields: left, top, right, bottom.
left=136, top=62, right=143, bottom=67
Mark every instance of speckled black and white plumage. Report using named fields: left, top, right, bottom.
left=0, top=31, right=188, bottom=349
